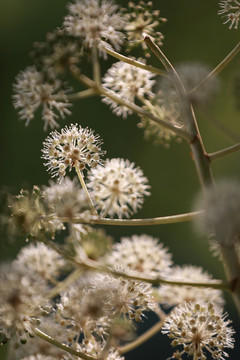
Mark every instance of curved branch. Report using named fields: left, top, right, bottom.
left=189, top=40, right=240, bottom=96
left=209, top=142, right=240, bottom=161
left=69, top=66, right=192, bottom=142
left=59, top=210, right=202, bottom=226
left=118, top=320, right=164, bottom=354
left=104, top=46, right=166, bottom=77
left=33, top=327, right=96, bottom=360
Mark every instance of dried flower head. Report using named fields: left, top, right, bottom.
left=102, top=59, right=155, bottom=117
left=14, top=243, right=66, bottom=284
left=7, top=186, right=64, bottom=239
left=124, top=1, right=166, bottom=56
left=106, top=234, right=172, bottom=277
left=158, top=265, right=224, bottom=308
left=63, top=0, right=126, bottom=56
left=194, top=179, right=240, bottom=245
left=43, top=177, right=91, bottom=220
left=0, top=263, right=49, bottom=345
left=218, top=0, right=240, bottom=29
left=162, top=302, right=235, bottom=359
left=42, top=124, right=105, bottom=182
left=13, top=66, right=71, bottom=130
left=138, top=97, right=182, bottom=147
left=87, top=158, right=150, bottom=218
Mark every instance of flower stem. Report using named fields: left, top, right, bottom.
left=73, top=257, right=230, bottom=291
left=47, top=268, right=83, bottom=299
left=33, top=327, right=96, bottom=360
left=69, top=65, right=191, bottom=141
left=209, top=142, right=240, bottom=161
left=118, top=320, right=164, bottom=355
left=144, top=35, right=240, bottom=315
left=59, top=210, right=202, bottom=226
left=68, top=88, right=98, bottom=101
left=74, top=165, right=98, bottom=216
left=104, top=46, right=166, bottom=76
left=189, top=40, right=240, bottom=96
left=99, top=85, right=191, bottom=141
left=92, top=43, right=101, bottom=85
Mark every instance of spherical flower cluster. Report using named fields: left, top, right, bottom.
left=106, top=234, right=172, bottom=277
left=102, top=59, right=155, bottom=117
left=56, top=272, right=155, bottom=339
left=13, top=66, right=71, bottom=130
left=162, top=302, right=235, bottom=359
left=14, top=243, right=66, bottom=284
left=87, top=158, right=150, bottom=218
left=42, top=124, right=105, bottom=182
left=63, top=0, right=126, bottom=56
left=158, top=62, right=220, bottom=107
left=218, top=0, right=240, bottom=29
left=124, top=1, right=166, bottom=55
left=0, top=263, right=49, bottom=345
left=43, top=177, right=91, bottom=220
left=158, top=265, right=224, bottom=308
left=194, top=179, right=240, bottom=245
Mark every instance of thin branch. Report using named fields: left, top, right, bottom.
left=106, top=266, right=230, bottom=290
left=59, top=210, right=202, bottom=226
left=200, top=108, right=240, bottom=143
left=104, top=46, right=166, bottom=76
left=75, top=165, right=99, bottom=216
left=67, top=88, right=98, bottom=101
left=43, top=240, right=230, bottom=292
left=189, top=40, right=240, bottom=96
left=99, top=85, right=191, bottom=141
left=143, top=34, right=184, bottom=90
left=209, top=142, right=240, bottom=161
left=118, top=320, right=164, bottom=355
left=47, top=268, right=83, bottom=299
left=69, top=65, right=191, bottom=141
left=33, top=327, right=96, bottom=360
left=93, top=43, right=101, bottom=85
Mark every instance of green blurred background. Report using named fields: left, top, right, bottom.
left=0, top=0, right=240, bottom=359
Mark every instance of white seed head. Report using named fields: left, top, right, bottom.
left=162, top=301, right=235, bottom=359
left=14, top=243, right=66, bottom=283
left=102, top=59, right=155, bottom=117
left=87, top=158, right=150, bottom=218
left=158, top=265, right=224, bottom=308
left=63, top=0, right=126, bottom=57
left=106, top=234, right=172, bottom=277
left=0, top=263, right=49, bottom=344
left=42, top=124, right=105, bottom=182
